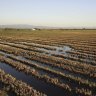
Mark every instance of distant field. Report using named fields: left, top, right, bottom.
left=0, top=29, right=96, bottom=42
left=0, top=29, right=96, bottom=96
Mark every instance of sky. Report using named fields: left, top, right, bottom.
left=0, top=0, right=96, bottom=28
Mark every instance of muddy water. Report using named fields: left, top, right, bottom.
left=0, top=62, right=71, bottom=96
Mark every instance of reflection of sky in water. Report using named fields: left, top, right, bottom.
left=0, top=41, right=72, bottom=56
left=0, top=49, right=96, bottom=83
left=25, top=42, right=72, bottom=56
left=3, top=41, right=71, bottom=56
left=0, top=41, right=95, bottom=62
left=0, top=51, right=73, bottom=76
left=37, top=45, right=72, bottom=56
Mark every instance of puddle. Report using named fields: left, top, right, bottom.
left=36, top=45, right=72, bottom=56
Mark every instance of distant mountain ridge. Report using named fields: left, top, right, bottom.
left=0, top=24, right=96, bottom=29
left=0, top=24, right=59, bottom=29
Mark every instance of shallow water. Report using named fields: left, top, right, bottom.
left=0, top=62, right=70, bottom=96
left=0, top=50, right=95, bottom=82
left=0, top=51, right=72, bottom=76
left=1, top=41, right=95, bottom=62
left=37, top=45, right=72, bottom=56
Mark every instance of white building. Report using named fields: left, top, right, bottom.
left=32, top=28, right=36, bottom=31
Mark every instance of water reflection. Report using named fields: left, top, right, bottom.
left=0, top=62, right=68, bottom=96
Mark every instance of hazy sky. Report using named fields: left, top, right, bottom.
left=0, top=0, right=96, bottom=28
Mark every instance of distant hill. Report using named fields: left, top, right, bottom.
left=0, top=24, right=59, bottom=29
left=0, top=24, right=96, bottom=29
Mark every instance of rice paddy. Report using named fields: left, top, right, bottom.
left=0, top=29, right=96, bottom=96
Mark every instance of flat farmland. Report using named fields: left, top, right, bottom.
left=0, top=29, right=96, bottom=96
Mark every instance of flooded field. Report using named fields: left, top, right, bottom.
left=0, top=62, right=68, bottom=96
left=0, top=29, right=96, bottom=96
